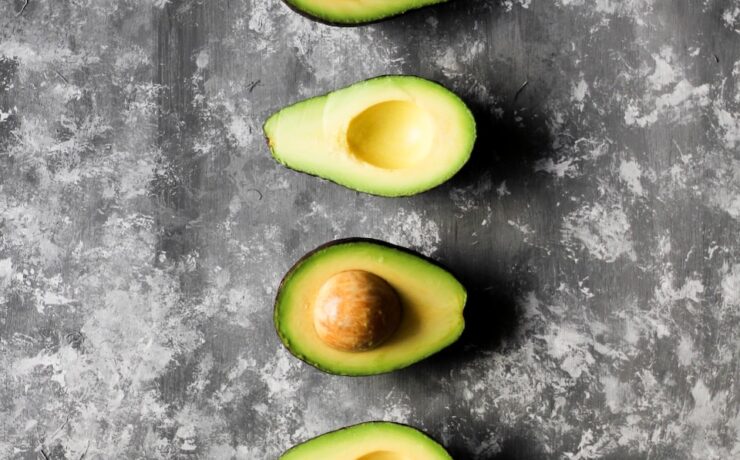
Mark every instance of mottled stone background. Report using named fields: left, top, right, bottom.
left=1, top=0, right=739, bottom=458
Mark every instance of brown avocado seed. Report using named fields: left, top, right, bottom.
left=313, top=270, right=402, bottom=352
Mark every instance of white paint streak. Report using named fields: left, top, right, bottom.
left=655, top=273, right=704, bottom=306
left=563, top=202, right=636, bottom=262
left=676, top=335, right=695, bottom=366
left=508, top=219, right=533, bottom=235
left=228, top=114, right=255, bottom=149
left=601, top=375, right=634, bottom=413
left=195, top=49, right=210, bottom=69
left=534, top=157, right=577, bottom=178
left=571, top=76, right=589, bottom=111
left=689, top=379, right=726, bottom=428
left=618, top=159, right=645, bottom=196
left=502, top=0, right=532, bottom=11
left=626, top=80, right=711, bottom=127
left=648, top=47, right=678, bottom=90
left=0, top=258, right=12, bottom=290
left=543, top=326, right=595, bottom=380
left=721, top=6, right=740, bottom=34
left=382, top=209, right=441, bottom=255
left=714, top=105, right=740, bottom=149
left=721, top=263, right=740, bottom=308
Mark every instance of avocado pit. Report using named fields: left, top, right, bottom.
left=313, top=270, right=402, bottom=352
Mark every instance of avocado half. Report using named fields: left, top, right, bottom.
left=274, top=238, right=467, bottom=376
left=264, top=76, right=476, bottom=197
left=280, top=421, right=453, bottom=460
left=282, top=0, right=448, bottom=25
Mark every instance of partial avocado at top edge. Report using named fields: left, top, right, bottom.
left=281, top=0, right=449, bottom=26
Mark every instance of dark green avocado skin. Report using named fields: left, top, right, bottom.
left=280, top=0, right=448, bottom=26
left=273, top=237, right=466, bottom=377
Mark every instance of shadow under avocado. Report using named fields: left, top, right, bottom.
left=447, top=435, right=551, bottom=460
left=385, top=93, right=551, bottom=378
left=375, top=0, right=557, bottom=193
left=400, top=265, right=528, bottom=380
left=394, top=248, right=530, bottom=380
left=451, top=95, right=553, bottom=189
left=383, top=0, right=507, bottom=32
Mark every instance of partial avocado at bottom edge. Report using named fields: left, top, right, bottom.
left=280, top=421, right=453, bottom=460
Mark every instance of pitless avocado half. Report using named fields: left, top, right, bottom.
left=282, top=0, right=448, bottom=25
left=275, top=239, right=466, bottom=376
left=264, top=76, right=476, bottom=197
left=280, top=421, right=453, bottom=460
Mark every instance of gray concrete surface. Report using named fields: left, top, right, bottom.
left=1, top=0, right=739, bottom=458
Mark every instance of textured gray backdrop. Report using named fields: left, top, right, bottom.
left=1, top=0, right=739, bottom=459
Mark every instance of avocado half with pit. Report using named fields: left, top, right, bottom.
left=274, top=239, right=466, bottom=376
left=264, top=76, right=476, bottom=197
left=282, top=0, right=448, bottom=25
left=280, top=421, right=452, bottom=459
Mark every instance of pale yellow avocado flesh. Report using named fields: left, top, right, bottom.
left=274, top=240, right=466, bottom=376
left=279, top=422, right=452, bottom=460
left=264, top=76, right=476, bottom=197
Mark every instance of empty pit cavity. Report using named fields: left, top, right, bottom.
left=357, top=451, right=405, bottom=460
left=346, top=100, right=435, bottom=169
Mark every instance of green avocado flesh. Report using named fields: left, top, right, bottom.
left=280, top=422, right=453, bottom=460
left=263, top=76, right=476, bottom=197
left=283, top=0, right=448, bottom=25
left=274, top=239, right=467, bottom=376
